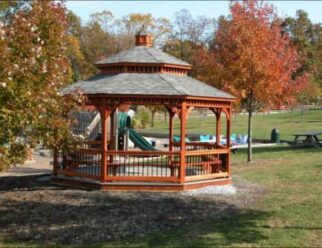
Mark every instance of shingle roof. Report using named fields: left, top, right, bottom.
left=62, top=73, right=235, bottom=99
left=95, top=46, right=191, bottom=67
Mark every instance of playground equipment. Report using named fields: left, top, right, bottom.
left=117, top=112, right=156, bottom=151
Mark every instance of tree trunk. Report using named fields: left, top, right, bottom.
left=301, top=104, right=304, bottom=122
left=247, top=110, right=253, bottom=162
left=151, top=111, right=155, bottom=127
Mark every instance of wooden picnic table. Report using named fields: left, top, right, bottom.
left=292, top=131, right=322, bottom=148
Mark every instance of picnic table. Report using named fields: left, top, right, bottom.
left=292, top=131, right=322, bottom=148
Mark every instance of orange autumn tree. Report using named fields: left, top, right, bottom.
left=211, top=1, right=307, bottom=162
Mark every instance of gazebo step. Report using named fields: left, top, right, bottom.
left=51, top=175, right=231, bottom=192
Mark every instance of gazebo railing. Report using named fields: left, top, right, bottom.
left=172, top=141, right=225, bottom=151
left=55, top=145, right=229, bottom=183
left=56, top=148, right=101, bottom=180
left=105, top=150, right=181, bottom=182
left=184, top=148, right=229, bottom=182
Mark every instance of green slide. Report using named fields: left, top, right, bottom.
left=128, top=128, right=156, bottom=151
left=118, top=112, right=156, bottom=151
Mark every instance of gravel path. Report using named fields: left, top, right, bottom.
left=0, top=154, right=52, bottom=177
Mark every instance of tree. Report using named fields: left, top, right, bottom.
left=115, top=13, right=172, bottom=49
left=282, top=10, right=322, bottom=95
left=163, top=9, right=214, bottom=78
left=66, top=11, right=87, bottom=82
left=147, top=105, right=165, bottom=127
left=172, top=9, right=213, bottom=46
left=65, top=11, right=173, bottom=81
left=90, top=10, right=114, bottom=33
left=78, top=21, right=111, bottom=78
left=0, top=0, right=27, bottom=25
left=211, top=1, right=307, bottom=162
left=0, top=1, right=80, bottom=171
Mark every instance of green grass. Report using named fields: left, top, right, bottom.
left=103, top=146, right=322, bottom=247
left=1, top=110, right=321, bottom=247
left=143, top=109, right=322, bottom=141
left=2, top=146, right=321, bottom=247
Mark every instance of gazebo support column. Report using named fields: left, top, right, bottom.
left=99, top=101, right=112, bottom=183
left=109, top=109, right=116, bottom=163
left=215, top=109, right=222, bottom=147
left=209, top=107, right=222, bottom=147
left=109, top=109, right=118, bottom=176
left=179, top=102, right=187, bottom=184
left=168, top=109, right=175, bottom=176
left=225, top=108, right=231, bottom=176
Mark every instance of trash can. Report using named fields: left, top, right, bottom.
left=271, top=129, right=280, bottom=143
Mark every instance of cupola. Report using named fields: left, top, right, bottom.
left=135, top=25, right=153, bottom=47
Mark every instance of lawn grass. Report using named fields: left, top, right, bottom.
left=2, top=146, right=321, bottom=247
left=1, top=110, right=321, bottom=248
left=102, top=146, right=322, bottom=247
left=142, top=109, right=322, bottom=141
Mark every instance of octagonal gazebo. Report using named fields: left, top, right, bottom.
left=53, top=28, right=235, bottom=191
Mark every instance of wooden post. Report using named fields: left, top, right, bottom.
left=110, top=109, right=116, bottom=175
left=100, top=101, right=110, bottom=182
left=215, top=109, right=221, bottom=147
left=168, top=110, right=175, bottom=176
left=179, top=101, right=187, bottom=184
left=110, top=110, right=115, bottom=150
left=226, top=107, right=231, bottom=176
left=226, top=108, right=231, bottom=148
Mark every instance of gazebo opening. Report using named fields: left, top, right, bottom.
left=53, top=27, right=235, bottom=191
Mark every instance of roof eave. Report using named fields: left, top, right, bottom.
left=94, top=61, right=192, bottom=69
left=82, top=93, right=236, bottom=102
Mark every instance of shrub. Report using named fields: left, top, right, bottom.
left=131, top=106, right=151, bottom=129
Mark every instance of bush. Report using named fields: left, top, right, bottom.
left=131, top=107, right=151, bottom=129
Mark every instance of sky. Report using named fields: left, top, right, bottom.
left=66, top=1, right=322, bottom=24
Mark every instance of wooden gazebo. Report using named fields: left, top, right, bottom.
left=53, top=28, right=235, bottom=191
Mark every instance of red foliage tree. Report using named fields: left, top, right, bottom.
left=209, top=1, right=308, bottom=161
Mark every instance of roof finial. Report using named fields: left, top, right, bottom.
left=135, top=24, right=153, bottom=47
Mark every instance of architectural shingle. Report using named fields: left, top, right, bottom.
left=95, top=46, right=191, bottom=67
left=62, top=73, right=235, bottom=99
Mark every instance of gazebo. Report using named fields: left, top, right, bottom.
left=53, top=28, right=236, bottom=191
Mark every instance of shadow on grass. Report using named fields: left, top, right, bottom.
left=0, top=174, right=62, bottom=192
left=0, top=177, right=270, bottom=246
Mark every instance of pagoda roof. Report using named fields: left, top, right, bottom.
left=95, top=46, right=191, bottom=67
left=62, top=73, right=235, bottom=100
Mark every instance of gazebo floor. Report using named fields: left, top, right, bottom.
left=51, top=175, right=232, bottom=192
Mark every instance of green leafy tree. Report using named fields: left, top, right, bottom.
left=66, top=11, right=87, bottom=82
left=282, top=10, right=322, bottom=94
